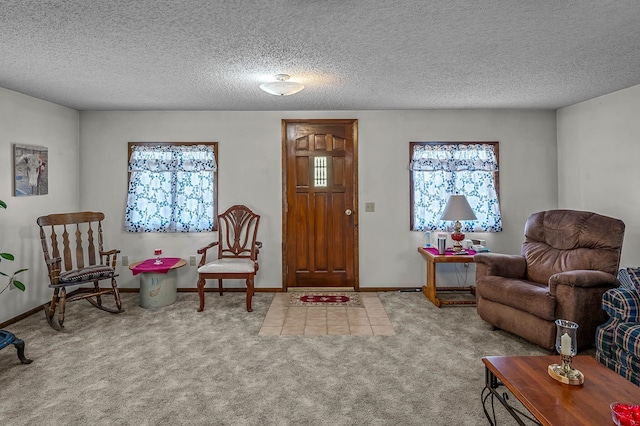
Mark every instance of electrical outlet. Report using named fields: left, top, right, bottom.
left=190, top=255, right=197, bottom=266
left=122, top=255, right=129, bottom=266
left=365, top=202, right=375, bottom=212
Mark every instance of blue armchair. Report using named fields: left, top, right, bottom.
left=595, top=268, right=640, bottom=386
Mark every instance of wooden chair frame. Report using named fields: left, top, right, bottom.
left=37, top=211, right=124, bottom=330
left=196, top=205, right=261, bottom=312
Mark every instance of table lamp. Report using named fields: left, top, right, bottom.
left=440, top=194, right=477, bottom=252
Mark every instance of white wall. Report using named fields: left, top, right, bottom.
left=0, top=88, right=79, bottom=323
left=79, top=109, right=557, bottom=292
left=557, top=84, right=640, bottom=267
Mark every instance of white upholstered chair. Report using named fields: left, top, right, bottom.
left=196, top=205, right=261, bottom=312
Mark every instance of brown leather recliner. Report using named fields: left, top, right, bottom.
left=475, top=210, right=625, bottom=351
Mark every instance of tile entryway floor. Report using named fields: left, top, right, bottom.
left=258, top=292, right=395, bottom=336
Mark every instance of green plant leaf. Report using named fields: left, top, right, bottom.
left=12, top=280, right=25, bottom=291
left=0, top=253, right=15, bottom=261
left=1, top=199, right=26, bottom=293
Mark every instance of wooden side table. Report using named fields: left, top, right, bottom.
left=129, top=258, right=187, bottom=308
left=417, top=247, right=476, bottom=307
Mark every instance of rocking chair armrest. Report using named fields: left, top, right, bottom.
left=100, top=249, right=120, bottom=269
left=100, top=249, right=120, bottom=256
left=45, top=256, right=62, bottom=266
left=45, top=257, right=62, bottom=284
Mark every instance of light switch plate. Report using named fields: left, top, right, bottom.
left=365, top=202, right=375, bottom=212
left=121, top=255, right=129, bottom=266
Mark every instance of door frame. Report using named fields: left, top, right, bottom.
left=281, top=118, right=359, bottom=291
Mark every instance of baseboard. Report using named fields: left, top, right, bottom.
left=0, top=286, right=415, bottom=327
left=0, top=305, right=44, bottom=329
left=118, top=287, right=286, bottom=293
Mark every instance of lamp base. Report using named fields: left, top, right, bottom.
left=451, top=229, right=465, bottom=252
left=547, top=364, right=584, bottom=385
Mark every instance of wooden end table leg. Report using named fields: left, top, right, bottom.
left=422, top=258, right=441, bottom=307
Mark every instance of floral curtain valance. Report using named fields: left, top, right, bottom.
left=129, top=145, right=217, bottom=172
left=409, top=144, right=498, bottom=172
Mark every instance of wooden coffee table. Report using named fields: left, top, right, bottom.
left=482, top=355, right=640, bottom=425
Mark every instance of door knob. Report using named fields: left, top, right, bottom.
left=345, top=209, right=352, bottom=216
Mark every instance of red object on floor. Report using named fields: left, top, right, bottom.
left=300, top=295, right=351, bottom=303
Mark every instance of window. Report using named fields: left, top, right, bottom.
left=409, top=142, right=502, bottom=232
left=125, top=142, right=218, bottom=232
left=314, top=156, right=328, bottom=187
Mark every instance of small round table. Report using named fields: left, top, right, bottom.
left=0, top=330, right=33, bottom=364
left=129, top=258, right=186, bottom=309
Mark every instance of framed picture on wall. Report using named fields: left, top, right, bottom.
left=13, top=144, right=48, bottom=196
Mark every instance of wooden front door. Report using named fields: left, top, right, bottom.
left=283, top=119, right=358, bottom=289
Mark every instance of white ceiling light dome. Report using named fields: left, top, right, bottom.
left=259, top=74, right=305, bottom=96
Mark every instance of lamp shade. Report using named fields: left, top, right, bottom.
left=440, top=195, right=477, bottom=221
left=259, top=74, right=305, bottom=96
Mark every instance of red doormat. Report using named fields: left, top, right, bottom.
left=288, top=292, right=363, bottom=307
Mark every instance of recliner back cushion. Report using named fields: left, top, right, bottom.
left=522, top=210, right=625, bottom=284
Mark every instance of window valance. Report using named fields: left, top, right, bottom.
left=129, top=145, right=217, bottom=172
left=409, top=144, right=498, bottom=172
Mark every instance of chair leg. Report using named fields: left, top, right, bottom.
left=245, top=277, right=254, bottom=312
left=112, top=277, right=123, bottom=311
left=218, top=279, right=223, bottom=296
left=58, top=288, right=67, bottom=329
left=44, top=288, right=59, bottom=330
left=12, top=337, right=33, bottom=364
left=94, top=280, right=103, bottom=307
left=197, top=277, right=206, bottom=312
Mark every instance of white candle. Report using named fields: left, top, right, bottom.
left=560, top=332, right=572, bottom=355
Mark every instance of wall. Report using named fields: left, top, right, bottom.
left=79, top=109, right=557, bottom=292
left=0, top=88, right=80, bottom=323
left=557, top=84, right=640, bottom=267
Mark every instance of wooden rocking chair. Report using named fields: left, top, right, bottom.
left=37, top=212, right=124, bottom=330
left=196, top=205, right=261, bottom=312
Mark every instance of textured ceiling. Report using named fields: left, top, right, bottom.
left=1, top=0, right=639, bottom=111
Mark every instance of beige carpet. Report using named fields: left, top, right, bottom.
left=0, top=291, right=550, bottom=425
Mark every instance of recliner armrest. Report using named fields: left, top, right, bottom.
left=548, top=270, right=618, bottom=295
left=601, top=287, right=640, bottom=322
left=474, top=253, right=526, bottom=279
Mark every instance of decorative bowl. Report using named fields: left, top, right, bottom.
left=611, top=402, right=640, bottom=426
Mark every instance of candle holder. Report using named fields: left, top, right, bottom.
left=154, top=249, right=163, bottom=265
left=548, top=319, right=584, bottom=385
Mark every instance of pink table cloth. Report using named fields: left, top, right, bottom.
left=131, top=257, right=182, bottom=275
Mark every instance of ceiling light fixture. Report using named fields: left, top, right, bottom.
left=259, top=74, right=305, bottom=96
